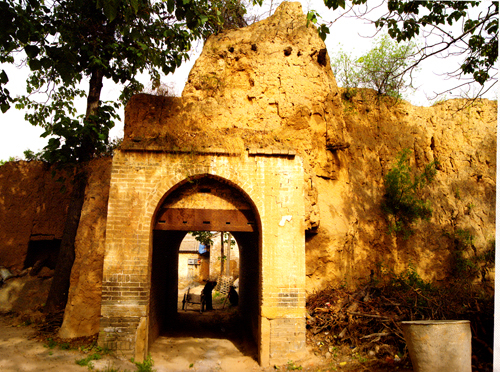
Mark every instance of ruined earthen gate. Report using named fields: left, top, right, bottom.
left=98, top=149, right=307, bottom=365
left=95, top=3, right=331, bottom=364
left=0, top=2, right=495, bottom=366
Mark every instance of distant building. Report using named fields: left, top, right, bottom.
left=178, top=232, right=240, bottom=288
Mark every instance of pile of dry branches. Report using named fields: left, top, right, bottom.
left=306, top=272, right=493, bottom=371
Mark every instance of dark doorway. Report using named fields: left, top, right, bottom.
left=24, top=238, right=61, bottom=274
left=148, top=176, right=261, bottom=355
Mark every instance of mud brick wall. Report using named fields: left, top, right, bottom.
left=98, top=149, right=307, bottom=366
left=270, top=318, right=307, bottom=360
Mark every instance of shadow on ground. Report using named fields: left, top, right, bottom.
left=150, top=303, right=260, bottom=372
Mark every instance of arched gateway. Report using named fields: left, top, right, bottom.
left=98, top=148, right=306, bottom=366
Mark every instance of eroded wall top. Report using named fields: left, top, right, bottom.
left=123, top=2, right=348, bottom=159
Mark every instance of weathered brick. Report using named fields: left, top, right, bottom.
left=98, top=150, right=306, bottom=365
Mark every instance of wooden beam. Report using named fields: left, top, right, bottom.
left=154, top=208, right=256, bottom=232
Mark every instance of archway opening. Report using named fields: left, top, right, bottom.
left=148, top=176, right=261, bottom=356
left=177, top=231, right=240, bottom=311
left=177, top=231, right=240, bottom=290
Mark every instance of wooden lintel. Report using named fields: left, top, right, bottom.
left=154, top=208, right=256, bottom=232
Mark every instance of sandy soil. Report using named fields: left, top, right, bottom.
left=0, top=315, right=135, bottom=372
left=0, top=309, right=413, bottom=372
left=0, top=280, right=296, bottom=372
left=0, top=310, right=321, bottom=372
left=0, top=281, right=411, bottom=372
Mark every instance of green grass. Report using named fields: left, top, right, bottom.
left=76, top=352, right=102, bottom=367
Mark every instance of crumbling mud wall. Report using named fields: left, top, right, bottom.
left=0, top=158, right=111, bottom=339
left=0, top=161, right=72, bottom=272
left=122, top=2, right=350, bottom=230
left=121, top=1, right=496, bottom=291
left=306, top=91, right=496, bottom=291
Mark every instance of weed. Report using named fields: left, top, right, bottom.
left=287, top=360, right=303, bottom=370
left=392, top=262, right=434, bottom=293
left=342, top=87, right=358, bottom=101
left=0, top=156, right=19, bottom=166
left=328, top=361, right=338, bottom=370
left=94, top=345, right=111, bottom=355
left=131, top=354, right=156, bottom=372
left=430, top=95, right=448, bottom=106
left=329, top=346, right=339, bottom=358
left=76, top=353, right=102, bottom=368
left=342, top=100, right=357, bottom=115
left=80, top=342, right=96, bottom=353
left=197, top=74, right=226, bottom=97
left=352, top=352, right=368, bottom=363
left=381, top=148, right=437, bottom=238
left=44, top=338, right=58, bottom=349
left=60, top=342, right=71, bottom=350
left=79, top=342, right=110, bottom=355
left=339, top=278, right=347, bottom=289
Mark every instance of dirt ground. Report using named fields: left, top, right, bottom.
left=0, top=309, right=413, bottom=372
left=0, top=280, right=413, bottom=372
left=0, top=310, right=320, bottom=372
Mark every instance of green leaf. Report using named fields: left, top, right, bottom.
left=306, top=10, right=318, bottom=24
left=166, top=0, right=175, bottom=13
left=25, top=45, right=40, bottom=59
left=323, top=0, right=349, bottom=10
left=102, top=0, right=119, bottom=22
left=318, top=24, right=330, bottom=41
left=130, top=0, right=139, bottom=14
left=28, top=59, right=42, bottom=71
left=0, top=70, right=8, bottom=84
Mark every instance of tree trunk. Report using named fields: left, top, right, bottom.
left=86, top=67, right=104, bottom=118
left=44, top=170, right=87, bottom=314
left=226, top=233, right=231, bottom=276
left=44, top=68, right=103, bottom=315
left=220, top=232, right=224, bottom=275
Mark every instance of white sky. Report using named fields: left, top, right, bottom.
left=0, top=0, right=497, bottom=160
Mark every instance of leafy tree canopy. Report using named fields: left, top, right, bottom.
left=320, top=0, right=498, bottom=98
left=191, top=231, right=216, bottom=247
left=2, top=0, right=259, bottom=163
left=332, top=34, right=418, bottom=99
left=0, top=0, right=260, bottom=314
